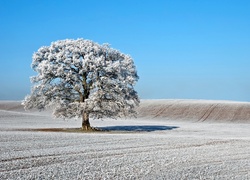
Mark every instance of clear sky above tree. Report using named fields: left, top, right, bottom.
left=0, top=0, right=249, bottom=101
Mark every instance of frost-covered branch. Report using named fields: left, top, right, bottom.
left=23, top=38, right=139, bottom=129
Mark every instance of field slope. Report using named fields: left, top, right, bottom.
left=0, top=100, right=250, bottom=179
left=137, top=99, right=250, bottom=123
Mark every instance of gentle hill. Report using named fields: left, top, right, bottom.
left=0, top=101, right=24, bottom=112
left=137, top=99, right=250, bottom=123
left=1, top=100, right=250, bottom=123
left=0, top=101, right=51, bottom=116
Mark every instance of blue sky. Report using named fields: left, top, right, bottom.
left=0, top=0, right=249, bottom=101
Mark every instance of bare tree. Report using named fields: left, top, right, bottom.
left=23, top=39, right=139, bottom=130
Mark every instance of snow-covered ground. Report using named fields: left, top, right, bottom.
left=0, top=100, right=250, bottom=179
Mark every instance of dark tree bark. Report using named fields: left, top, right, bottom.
left=82, top=112, right=91, bottom=130
left=80, top=72, right=93, bottom=131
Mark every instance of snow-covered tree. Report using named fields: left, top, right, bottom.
left=23, top=39, right=139, bottom=130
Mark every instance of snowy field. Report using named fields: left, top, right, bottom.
left=0, top=100, right=250, bottom=179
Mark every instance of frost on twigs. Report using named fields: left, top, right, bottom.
left=22, top=38, right=139, bottom=130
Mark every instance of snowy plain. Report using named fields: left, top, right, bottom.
left=0, top=100, right=250, bottom=179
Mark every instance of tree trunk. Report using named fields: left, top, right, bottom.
left=82, top=112, right=91, bottom=131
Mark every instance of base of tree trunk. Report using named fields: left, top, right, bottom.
left=82, top=119, right=101, bottom=131
left=81, top=112, right=105, bottom=131
left=82, top=121, right=91, bottom=131
left=82, top=112, right=93, bottom=131
left=81, top=126, right=102, bottom=131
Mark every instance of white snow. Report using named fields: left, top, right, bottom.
left=23, top=38, right=139, bottom=121
left=0, top=100, right=250, bottom=179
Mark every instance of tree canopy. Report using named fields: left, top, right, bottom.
left=23, top=39, right=139, bottom=130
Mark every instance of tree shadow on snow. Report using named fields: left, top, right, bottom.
left=99, top=125, right=179, bottom=132
left=14, top=125, right=179, bottom=133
